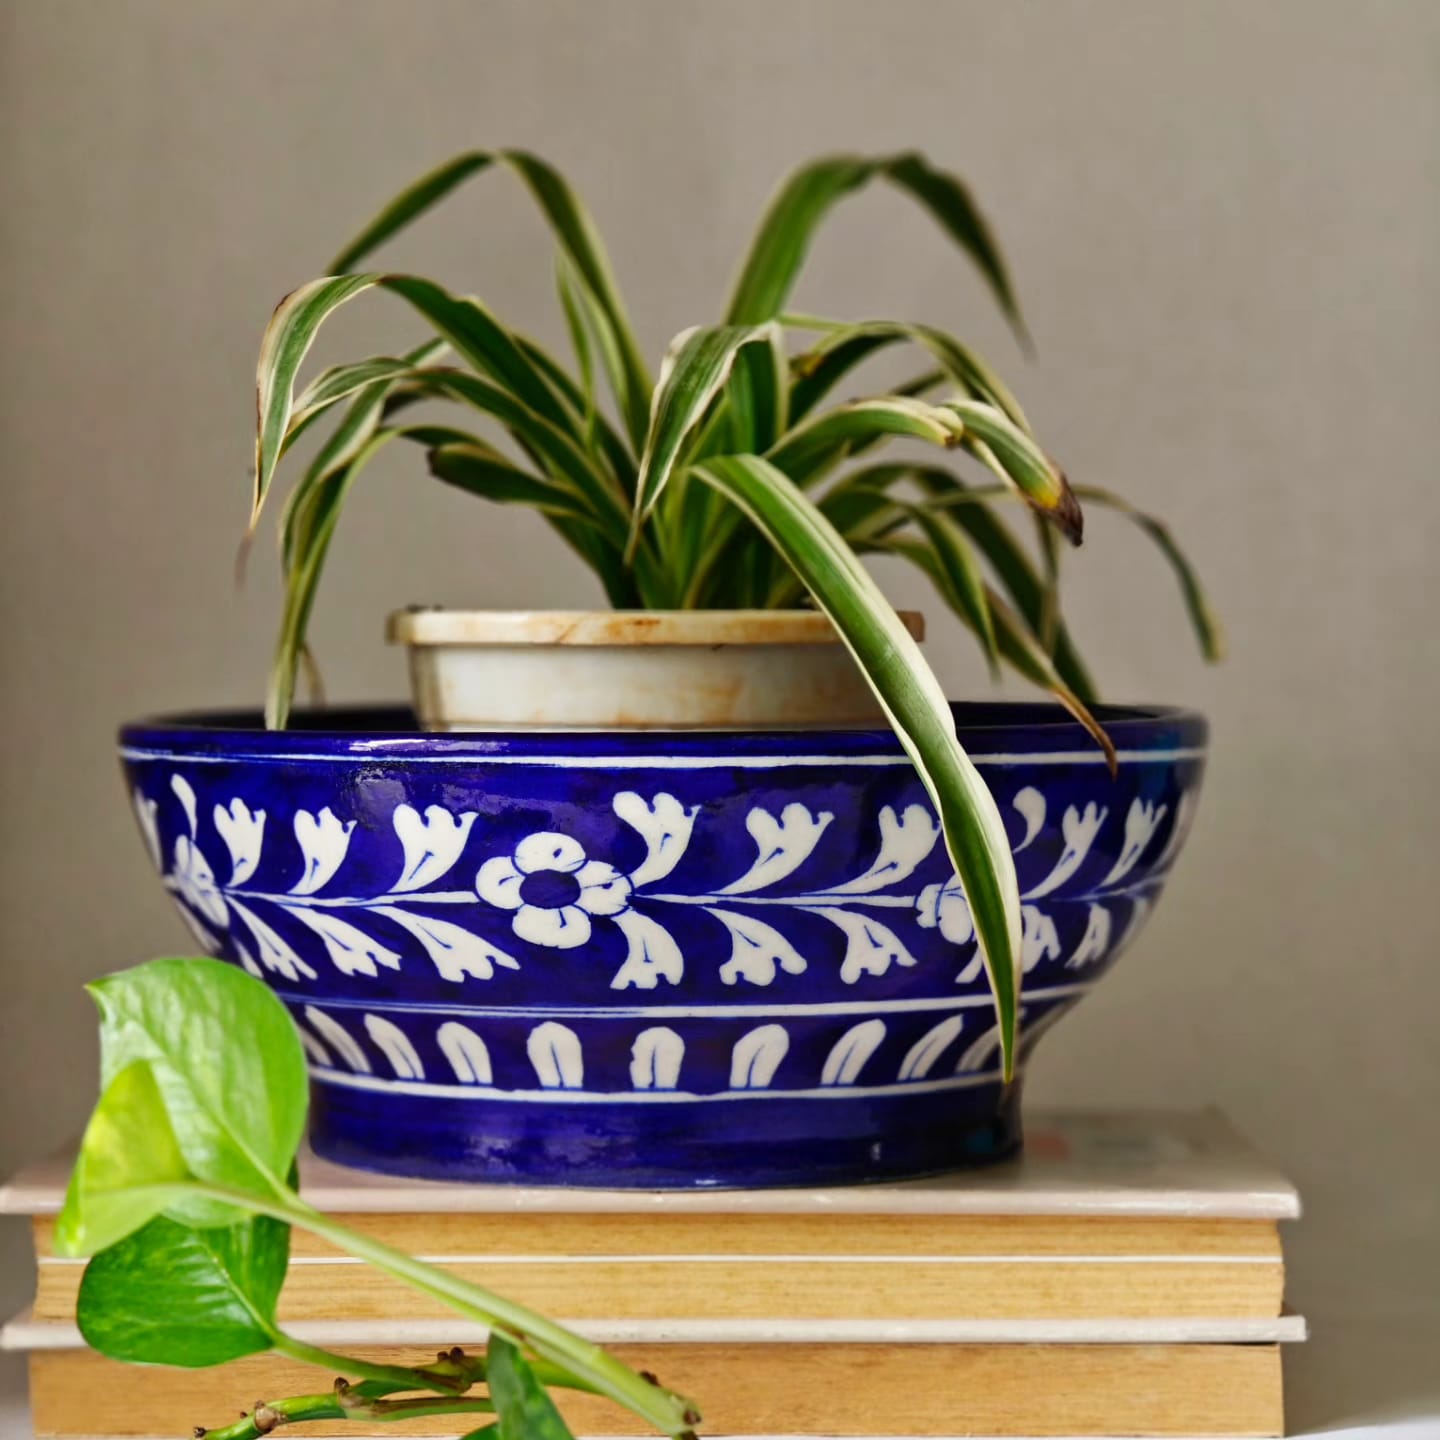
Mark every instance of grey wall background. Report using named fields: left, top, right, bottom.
left=1, top=0, right=1436, bottom=1427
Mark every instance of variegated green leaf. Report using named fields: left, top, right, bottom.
left=789, top=330, right=903, bottom=424
left=429, top=442, right=606, bottom=526
left=903, top=504, right=999, bottom=675
left=943, top=400, right=1082, bottom=543
left=268, top=426, right=405, bottom=729
left=691, top=455, right=1022, bottom=1079
left=979, top=590, right=1115, bottom=771
left=244, top=146, right=1212, bottom=1084
left=628, top=322, right=782, bottom=558
left=726, top=152, right=1026, bottom=344
left=327, top=149, right=652, bottom=452
left=371, top=365, right=631, bottom=546
left=883, top=536, right=1115, bottom=770
left=946, top=500, right=1097, bottom=702
left=878, top=464, right=1098, bottom=701
left=252, top=275, right=377, bottom=526
left=787, top=317, right=1030, bottom=432
left=278, top=340, right=448, bottom=573
left=287, top=343, right=448, bottom=443
left=277, top=420, right=614, bottom=732
left=1073, top=486, right=1225, bottom=661
left=724, top=326, right=790, bottom=455
left=1034, top=514, right=1062, bottom=657
left=327, top=152, right=493, bottom=272
left=516, top=331, right=638, bottom=496
left=426, top=440, right=640, bottom=610
left=682, top=400, right=965, bottom=601
left=384, top=276, right=575, bottom=428
left=253, top=273, right=592, bottom=526
left=767, top=395, right=963, bottom=484
left=555, top=254, right=598, bottom=444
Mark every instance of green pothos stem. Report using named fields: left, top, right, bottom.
left=195, top=1382, right=496, bottom=1439
left=270, top=1333, right=470, bottom=1395
left=170, top=1180, right=698, bottom=1438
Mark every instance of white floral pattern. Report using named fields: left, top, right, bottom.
left=612, top=791, right=698, bottom=888
left=138, top=770, right=1190, bottom=996
left=172, top=833, right=227, bottom=926
left=213, top=798, right=266, bottom=887
left=477, top=831, right=632, bottom=950
left=393, top=804, right=477, bottom=893
left=916, top=875, right=975, bottom=946
left=292, top=807, right=355, bottom=895
left=719, top=803, right=834, bottom=895
left=127, top=750, right=1200, bottom=1119
left=294, top=994, right=1081, bottom=1095
left=132, top=788, right=162, bottom=869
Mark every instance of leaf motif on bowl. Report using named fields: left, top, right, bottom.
left=711, top=908, right=808, bottom=987
left=613, top=790, right=697, bottom=887
left=610, top=910, right=684, bottom=991
left=213, top=798, right=266, bottom=887
left=818, top=803, right=938, bottom=895
left=391, top=803, right=478, bottom=892
left=290, top=807, right=356, bottom=896
left=719, top=803, right=833, bottom=895
left=437, top=1021, right=493, bottom=1084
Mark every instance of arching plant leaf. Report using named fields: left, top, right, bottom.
left=691, top=455, right=1023, bottom=1078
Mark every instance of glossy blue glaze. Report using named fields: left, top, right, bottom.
left=118, top=703, right=1207, bottom=1188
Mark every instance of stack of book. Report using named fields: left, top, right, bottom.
left=2, top=1110, right=1302, bottom=1437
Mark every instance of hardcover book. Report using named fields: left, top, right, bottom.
left=0, top=1109, right=1304, bottom=1438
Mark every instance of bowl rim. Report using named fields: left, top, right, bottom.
left=119, top=702, right=1208, bottom=763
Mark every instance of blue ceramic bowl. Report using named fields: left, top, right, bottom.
left=119, top=703, right=1206, bottom=1188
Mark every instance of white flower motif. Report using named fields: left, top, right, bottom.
left=1154, top=788, right=1196, bottom=871
left=291, top=807, right=356, bottom=895
left=364, top=1013, right=424, bottom=1080
left=172, top=833, right=227, bottom=927
left=476, top=831, right=631, bottom=950
left=391, top=803, right=478, bottom=893
left=213, top=798, right=266, bottom=886
left=916, top=876, right=975, bottom=946
left=899, top=1014, right=966, bottom=1081
left=438, top=1022, right=493, bottom=1084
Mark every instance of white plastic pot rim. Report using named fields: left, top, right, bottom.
left=388, top=608, right=926, bottom=649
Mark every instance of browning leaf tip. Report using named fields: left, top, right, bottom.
left=1054, top=473, right=1084, bottom=546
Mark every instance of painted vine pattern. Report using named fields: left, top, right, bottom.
left=132, top=774, right=1192, bottom=1095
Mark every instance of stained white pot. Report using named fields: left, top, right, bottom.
left=388, top=609, right=925, bottom=731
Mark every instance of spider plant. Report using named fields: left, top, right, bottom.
left=249, top=149, right=1220, bottom=1079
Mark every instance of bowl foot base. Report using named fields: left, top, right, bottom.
left=307, top=1080, right=1024, bottom=1189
